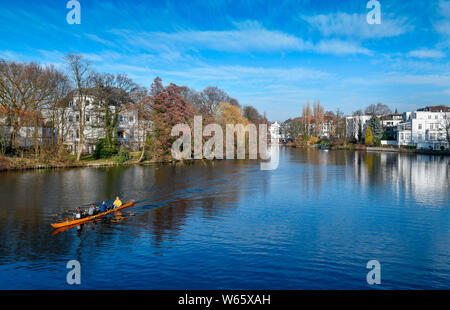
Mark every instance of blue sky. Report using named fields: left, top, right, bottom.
left=1, top=0, right=449, bottom=121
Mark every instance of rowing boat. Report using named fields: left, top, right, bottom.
left=51, top=200, right=135, bottom=229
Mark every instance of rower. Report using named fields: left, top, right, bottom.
left=113, top=196, right=123, bottom=209
left=100, top=201, right=107, bottom=213
left=75, top=207, right=82, bottom=219
left=88, top=204, right=95, bottom=216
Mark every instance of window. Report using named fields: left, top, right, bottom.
left=76, top=115, right=80, bottom=122
left=428, top=115, right=431, bottom=119
left=119, top=115, right=124, bottom=122
left=418, top=134, right=423, bottom=140
left=430, top=124, right=434, bottom=130
left=418, top=124, right=422, bottom=130
left=69, top=116, right=73, bottom=122
left=86, top=115, right=90, bottom=122
left=129, top=116, right=134, bottom=122
left=435, top=115, right=438, bottom=119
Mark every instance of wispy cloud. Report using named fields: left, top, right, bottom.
left=84, top=33, right=117, bottom=47
left=301, top=13, right=411, bottom=39
left=435, top=0, right=450, bottom=46
left=110, top=20, right=371, bottom=56
left=155, top=65, right=331, bottom=83
left=407, top=49, right=446, bottom=59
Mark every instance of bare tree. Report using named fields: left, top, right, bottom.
left=335, top=108, right=346, bottom=138
left=47, top=69, right=72, bottom=151
left=199, top=86, right=231, bottom=115
left=365, top=103, right=392, bottom=116
left=313, top=100, right=324, bottom=137
left=445, top=113, right=450, bottom=148
left=243, top=105, right=263, bottom=123
left=64, top=53, right=92, bottom=161
left=127, top=86, right=151, bottom=162
left=351, top=109, right=364, bottom=142
left=90, top=72, right=137, bottom=150
left=301, top=101, right=312, bottom=138
left=0, top=59, right=32, bottom=150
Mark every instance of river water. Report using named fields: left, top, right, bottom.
left=0, top=148, right=449, bottom=289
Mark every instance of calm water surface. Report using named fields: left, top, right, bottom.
left=0, top=148, right=449, bottom=289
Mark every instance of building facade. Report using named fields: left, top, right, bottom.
left=55, top=91, right=146, bottom=154
left=396, top=106, right=450, bottom=150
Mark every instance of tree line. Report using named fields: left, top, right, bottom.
left=0, top=54, right=268, bottom=162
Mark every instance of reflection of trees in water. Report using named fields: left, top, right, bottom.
left=293, top=148, right=355, bottom=197
left=135, top=160, right=246, bottom=247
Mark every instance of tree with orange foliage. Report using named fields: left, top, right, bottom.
left=150, top=82, right=195, bottom=161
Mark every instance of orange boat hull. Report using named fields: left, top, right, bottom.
left=51, top=201, right=135, bottom=229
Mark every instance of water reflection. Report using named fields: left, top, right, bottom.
left=0, top=148, right=449, bottom=289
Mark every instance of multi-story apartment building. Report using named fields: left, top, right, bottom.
left=396, top=106, right=450, bottom=150
left=269, top=122, right=281, bottom=141
left=345, top=115, right=372, bottom=140
left=55, top=90, right=146, bottom=154
left=380, top=114, right=403, bottom=139
left=0, top=107, right=54, bottom=148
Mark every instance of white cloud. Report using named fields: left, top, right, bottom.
left=434, top=1, right=450, bottom=48
left=439, top=0, right=450, bottom=18
left=155, top=65, right=331, bottom=83
left=407, top=49, right=446, bottom=59
left=110, top=21, right=371, bottom=56
left=85, top=33, right=116, bottom=47
left=315, top=39, right=371, bottom=55
left=301, top=13, right=411, bottom=39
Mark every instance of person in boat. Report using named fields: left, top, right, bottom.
left=113, top=196, right=123, bottom=209
left=75, top=207, right=82, bottom=219
left=100, top=201, right=108, bottom=213
left=88, top=204, right=95, bottom=216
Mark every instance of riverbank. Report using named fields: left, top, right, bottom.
left=0, top=152, right=167, bottom=172
left=2, top=144, right=449, bottom=172
left=284, top=142, right=450, bottom=155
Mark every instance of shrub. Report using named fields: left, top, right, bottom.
left=93, top=139, right=118, bottom=159
left=116, top=148, right=130, bottom=164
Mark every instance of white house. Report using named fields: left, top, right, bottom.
left=269, top=121, right=281, bottom=141
left=55, top=90, right=146, bottom=154
left=345, top=115, right=372, bottom=140
left=396, top=106, right=450, bottom=150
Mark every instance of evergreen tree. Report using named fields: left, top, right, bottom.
left=368, top=115, right=383, bottom=140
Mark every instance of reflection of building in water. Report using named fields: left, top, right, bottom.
left=353, top=152, right=449, bottom=206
